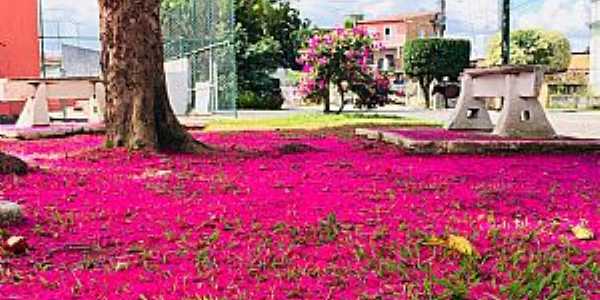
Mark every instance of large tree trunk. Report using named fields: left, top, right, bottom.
left=99, top=0, right=205, bottom=152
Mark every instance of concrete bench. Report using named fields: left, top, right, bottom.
left=446, top=65, right=556, bottom=138
left=0, top=77, right=106, bottom=128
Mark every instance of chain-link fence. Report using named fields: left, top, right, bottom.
left=37, top=0, right=237, bottom=115
left=162, top=0, right=237, bottom=115
left=39, top=1, right=102, bottom=78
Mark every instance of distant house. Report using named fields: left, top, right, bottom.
left=541, top=51, right=594, bottom=109
left=62, top=44, right=101, bottom=77
left=356, top=12, right=439, bottom=73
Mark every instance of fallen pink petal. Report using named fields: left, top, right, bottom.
left=1, top=129, right=598, bottom=298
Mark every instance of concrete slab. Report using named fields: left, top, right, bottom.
left=356, top=127, right=600, bottom=154
left=0, top=123, right=105, bottom=140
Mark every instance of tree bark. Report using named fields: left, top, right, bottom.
left=336, top=83, right=346, bottom=114
left=323, top=93, right=331, bottom=114
left=418, top=77, right=432, bottom=110
left=99, top=0, right=205, bottom=152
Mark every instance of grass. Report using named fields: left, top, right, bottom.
left=204, top=113, right=440, bottom=132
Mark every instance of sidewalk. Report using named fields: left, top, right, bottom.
left=179, top=105, right=600, bottom=139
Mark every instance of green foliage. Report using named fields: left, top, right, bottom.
left=344, top=18, right=355, bottom=29
left=161, top=0, right=308, bottom=110
left=237, top=78, right=284, bottom=110
left=404, top=38, right=471, bottom=82
left=486, top=29, right=571, bottom=71
left=235, top=0, right=310, bottom=72
left=235, top=0, right=310, bottom=109
left=204, top=113, right=435, bottom=132
left=403, top=38, right=471, bottom=107
left=161, top=0, right=188, bottom=10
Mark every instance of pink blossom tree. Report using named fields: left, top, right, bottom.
left=297, top=28, right=388, bottom=113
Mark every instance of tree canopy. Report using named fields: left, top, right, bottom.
left=236, top=0, right=310, bottom=109
left=486, top=29, right=571, bottom=71
left=403, top=38, right=471, bottom=108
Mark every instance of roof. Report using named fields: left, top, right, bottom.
left=357, top=11, right=438, bottom=25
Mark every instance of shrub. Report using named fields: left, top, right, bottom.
left=237, top=77, right=284, bottom=110
left=403, top=38, right=471, bottom=108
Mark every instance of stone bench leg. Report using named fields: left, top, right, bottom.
left=446, top=75, right=493, bottom=131
left=88, top=82, right=106, bottom=124
left=16, top=82, right=50, bottom=128
left=494, top=74, right=556, bottom=138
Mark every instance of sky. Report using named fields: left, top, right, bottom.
left=290, top=0, right=591, bottom=58
left=41, top=0, right=591, bottom=58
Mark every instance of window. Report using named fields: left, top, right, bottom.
left=386, top=54, right=395, bottom=69
left=384, top=27, right=392, bottom=40
left=367, top=53, right=374, bottom=65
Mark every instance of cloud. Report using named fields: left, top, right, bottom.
left=39, top=0, right=590, bottom=56
left=293, top=0, right=590, bottom=56
left=446, top=0, right=499, bottom=33
left=291, top=0, right=437, bottom=27
left=42, top=0, right=99, bottom=37
left=516, top=0, right=589, bottom=36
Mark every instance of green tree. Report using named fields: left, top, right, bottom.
left=486, top=29, right=571, bottom=71
left=235, top=0, right=310, bottom=109
left=343, top=17, right=355, bottom=29
left=160, top=0, right=309, bottom=110
left=403, top=38, right=471, bottom=109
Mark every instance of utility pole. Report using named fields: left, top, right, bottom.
left=437, top=0, right=446, bottom=37
left=38, top=0, right=46, bottom=78
left=500, top=0, right=510, bottom=65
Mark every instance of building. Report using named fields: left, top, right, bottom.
left=356, top=12, right=439, bottom=73
left=62, top=44, right=102, bottom=77
left=591, top=0, right=600, bottom=94
left=0, top=0, right=40, bottom=78
left=541, top=51, right=595, bottom=109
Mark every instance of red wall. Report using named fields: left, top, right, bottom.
left=0, top=0, right=40, bottom=78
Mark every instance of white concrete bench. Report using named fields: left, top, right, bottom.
left=446, top=65, right=556, bottom=138
left=0, top=77, right=106, bottom=128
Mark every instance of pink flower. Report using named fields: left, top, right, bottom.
left=302, top=64, right=313, bottom=73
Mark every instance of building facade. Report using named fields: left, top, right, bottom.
left=356, top=12, right=438, bottom=73
left=0, top=0, right=40, bottom=78
left=62, top=44, right=102, bottom=77
left=541, top=52, right=597, bottom=109
left=591, top=0, right=600, bottom=95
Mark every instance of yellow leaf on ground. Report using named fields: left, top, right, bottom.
left=423, top=236, right=446, bottom=246
left=571, top=225, right=595, bottom=240
left=447, top=234, right=475, bottom=256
